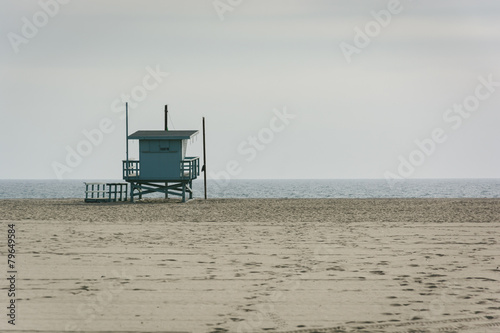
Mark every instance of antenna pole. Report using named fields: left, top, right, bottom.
left=164, top=105, right=168, bottom=131
left=126, top=102, right=129, bottom=174
left=203, top=117, right=207, bottom=200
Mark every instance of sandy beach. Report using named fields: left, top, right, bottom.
left=1, top=198, right=499, bottom=333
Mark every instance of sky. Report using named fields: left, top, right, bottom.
left=1, top=0, right=499, bottom=180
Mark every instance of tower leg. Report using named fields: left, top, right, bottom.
left=182, top=183, right=186, bottom=203
left=189, top=180, right=193, bottom=199
left=165, top=182, right=168, bottom=199
left=130, top=183, right=134, bottom=203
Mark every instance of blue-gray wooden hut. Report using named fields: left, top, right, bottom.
left=123, top=108, right=200, bottom=202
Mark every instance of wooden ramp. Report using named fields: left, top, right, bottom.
left=84, top=182, right=128, bottom=203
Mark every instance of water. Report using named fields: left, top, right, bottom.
left=0, top=179, right=499, bottom=199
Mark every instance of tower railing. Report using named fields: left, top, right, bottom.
left=124, top=158, right=199, bottom=181
left=181, top=157, right=200, bottom=180
left=123, top=160, right=140, bottom=180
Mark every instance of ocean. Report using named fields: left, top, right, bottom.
left=0, top=179, right=499, bottom=199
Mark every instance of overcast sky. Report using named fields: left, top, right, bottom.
left=1, top=0, right=499, bottom=180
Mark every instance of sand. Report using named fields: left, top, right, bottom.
left=0, top=198, right=499, bottom=333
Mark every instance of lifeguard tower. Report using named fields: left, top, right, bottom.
left=123, top=105, right=200, bottom=202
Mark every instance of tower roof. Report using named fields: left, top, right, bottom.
left=128, top=130, right=198, bottom=140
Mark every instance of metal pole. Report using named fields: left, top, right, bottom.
left=203, top=117, right=207, bottom=200
left=126, top=102, right=133, bottom=202
left=165, top=105, right=168, bottom=198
